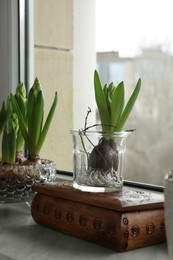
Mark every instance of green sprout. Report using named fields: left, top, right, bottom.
left=2, top=112, right=19, bottom=163
left=11, top=78, right=58, bottom=160
left=0, top=101, right=9, bottom=135
left=0, top=84, right=27, bottom=164
left=94, top=70, right=141, bottom=132
left=15, top=82, right=27, bottom=153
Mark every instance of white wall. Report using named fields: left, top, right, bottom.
left=73, top=0, right=97, bottom=129
left=34, top=0, right=73, bottom=170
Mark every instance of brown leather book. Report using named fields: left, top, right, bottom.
left=31, top=181, right=165, bottom=252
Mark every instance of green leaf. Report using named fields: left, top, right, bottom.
left=2, top=130, right=9, bottom=162
left=27, top=88, right=35, bottom=144
left=15, top=95, right=26, bottom=116
left=2, top=126, right=16, bottom=163
left=110, top=81, right=124, bottom=131
left=35, top=92, right=58, bottom=155
left=116, top=78, right=141, bottom=131
left=15, top=94, right=27, bottom=151
left=16, top=130, right=24, bottom=152
left=94, top=70, right=110, bottom=131
left=7, top=130, right=16, bottom=163
left=103, top=84, right=107, bottom=97
left=107, top=83, right=114, bottom=114
left=10, top=94, right=31, bottom=151
left=0, top=102, right=9, bottom=135
left=103, top=84, right=110, bottom=114
left=31, top=90, right=44, bottom=155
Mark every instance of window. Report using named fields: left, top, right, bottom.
left=96, top=0, right=173, bottom=186
left=2, top=0, right=171, bottom=187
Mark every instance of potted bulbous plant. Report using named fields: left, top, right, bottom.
left=0, top=78, right=58, bottom=203
left=71, top=70, right=141, bottom=192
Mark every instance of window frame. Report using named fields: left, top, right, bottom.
left=18, top=0, right=34, bottom=89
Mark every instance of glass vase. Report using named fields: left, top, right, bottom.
left=0, top=159, right=56, bottom=203
left=164, top=172, right=173, bottom=259
left=71, top=130, right=130, bottom=192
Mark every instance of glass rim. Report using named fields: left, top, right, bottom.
left=0, top=159, right=56, bottom=170
left=70, top=129, right=132, bottom=137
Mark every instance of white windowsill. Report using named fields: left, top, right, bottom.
left=0, top=195, right=169, bottom=260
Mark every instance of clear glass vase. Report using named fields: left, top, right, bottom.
left=164, top=172, right=173, bottom=259
left=71, top=130, right=130, bottom=192
left=0, top=159, right=56, bottom=203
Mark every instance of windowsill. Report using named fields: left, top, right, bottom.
left=0, top=174, right=168, bottom=260
left=0, top=202, right=168, bottom=260
left=0, top=172, right=168, bottom=260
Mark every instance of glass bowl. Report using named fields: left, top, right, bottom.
left=0, top=159, right=56, bottom=203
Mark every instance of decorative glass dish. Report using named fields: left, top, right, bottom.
left=0, top=159, right=56, bottom=203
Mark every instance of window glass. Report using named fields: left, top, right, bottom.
left=96, top=0, right=173, bottom=186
